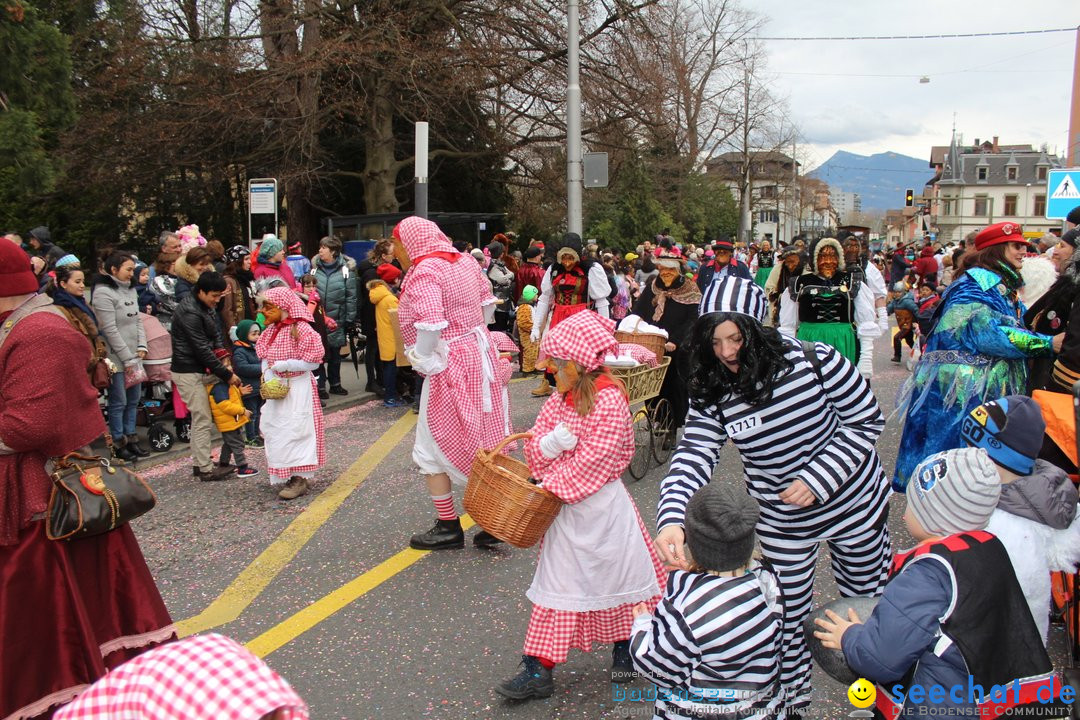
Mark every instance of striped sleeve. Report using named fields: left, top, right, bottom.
left=657, top=405, right=728, bottom=530
left=796, top=342, right=884, bottom=502
left=630, top=573, right=699, bottom=688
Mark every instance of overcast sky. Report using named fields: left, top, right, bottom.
left=755, top=1, right=1079, bottom=172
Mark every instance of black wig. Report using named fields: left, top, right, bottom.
left=687, top=312, right=794, bottom=410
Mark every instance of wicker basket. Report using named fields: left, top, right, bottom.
left=614, top=317, right=667, bottom=358
left=609, top=356, right=671, bottom=405
left=464, top=433, right=562, bottom=548
left=259, top=377, right=290, bottom=400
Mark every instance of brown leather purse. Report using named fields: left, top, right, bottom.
left=45, top=450, right=156, bottom=540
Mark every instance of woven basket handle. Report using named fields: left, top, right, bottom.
left=488, top=432, right=533, bottom=456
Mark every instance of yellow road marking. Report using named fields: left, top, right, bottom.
left=176, top=413, right=418, bottom=637
left=246, top=516, right=476, bottom=658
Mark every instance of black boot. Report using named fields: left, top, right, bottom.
left=473, top=529, right=505, bottom=547
left=495, top=655, right=553, bottom=700
left=113, top=438, right=138, bottom=463
left=126, top=434, right=151, bottom=458
left=409, top=517, right=464, bottom=550
left=611, top=640, right=636, bottom=683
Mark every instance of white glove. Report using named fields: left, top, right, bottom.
left=877, top=307, right=890, bottom=334
left=530, top=326, right=540, bottom=344
left=483, top=302, right=497, bottom=325
left=406, top=341, right=449, bottom=376
left=415, top=327, right=441, bottom=357
left=857, top=339, right=874, bottom=379
left=271, top=359, right=320, bottom=373
left=539, top=423, right=578, bottom=459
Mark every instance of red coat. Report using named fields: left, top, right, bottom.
left=515, top=261, right=546, bottom=303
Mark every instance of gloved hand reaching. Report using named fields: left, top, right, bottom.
left=877, top=306, right=890, bottom=334
left=271, top=359, right=320, bottom=373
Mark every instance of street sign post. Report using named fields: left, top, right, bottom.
left=1046, top=168, right=1080, bottom=219
left=248, top=178, right=278, bottom=246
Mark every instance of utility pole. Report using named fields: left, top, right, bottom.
left=1068, top=25, right=1079, bottom=168
left=566, top=0, right=583, bottom=235
left=414, top=122, right=429, bottom=219
left=739, top=64, right=752, bottom=245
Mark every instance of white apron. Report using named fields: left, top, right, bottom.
left=527, top=480, right=660, bottom=612
left=260, top=372, right=318, bottom=479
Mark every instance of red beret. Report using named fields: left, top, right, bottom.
left=974, top=222, right=1025, bottom=251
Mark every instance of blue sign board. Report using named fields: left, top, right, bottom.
left=1047, top=169, right=1080, bottom=219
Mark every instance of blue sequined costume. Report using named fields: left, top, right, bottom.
left=893, top=267, right=1054, bottom=489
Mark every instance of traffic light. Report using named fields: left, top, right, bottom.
left=905, top=189, right=914, bottom=207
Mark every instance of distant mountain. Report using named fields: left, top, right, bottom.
left=808, top=151, right=934, bottom=211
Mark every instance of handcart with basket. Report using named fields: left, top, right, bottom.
left=613, top=320, right=673, bottom=480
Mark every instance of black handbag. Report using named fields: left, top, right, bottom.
left=45, top=451, right=157, bottom=540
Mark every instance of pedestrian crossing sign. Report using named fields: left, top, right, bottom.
left=1047, top=169, right=1080, bottom=219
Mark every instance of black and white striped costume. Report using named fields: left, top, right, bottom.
left=630, top=566, right=785, bottom=719
left=657, top=336, right=892, bottom=709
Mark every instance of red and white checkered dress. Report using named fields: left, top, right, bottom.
left=520, top=382, right=665, bottom=663
left=255, top=287, right=326, bottom=480
left=396, top=218, right=511, bottom=477
left=52, top=633, right=309, bottom=720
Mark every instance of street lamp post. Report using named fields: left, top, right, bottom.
left=566, top=0, right=583, bottom=235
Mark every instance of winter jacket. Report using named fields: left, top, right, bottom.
left=173, top=253, right=201, bottom=303
left=287, top=253, right=311, bottom=279
left=208, top=381, right=249, bottom=433
left=253, top=260, right=295, bottom=290
left=695, top=259, right=751, bottom=292
left=136, top=282, right=158, bottom=315
left=891, top=250, right=912, bottom=285
left=170, top=294, right=232, bottom=382
left=90, top=274, right=146, bottom=367
left=514, top=261, right=546, bottom=304
left=222, top=274, right=254, bottom=331
left=368, top=280, right=399, bottom=362
left=312, top=255, right=357, bottom=348
left=987, top=460, right=1080, bottom=645
left=356, top=258, right=380, bottom=333
left=232, top=341, right=262, bottom=394
left=150, top=273, right=179, bottom=331
left=487, top=259, right=515, bottom=307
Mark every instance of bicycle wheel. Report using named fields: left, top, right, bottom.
left=650, top=398, right=674, bottom=465
left=627, top=407, right=653, bottom=481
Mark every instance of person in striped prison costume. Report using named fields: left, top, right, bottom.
left=654, top=276, right=892, bottom=714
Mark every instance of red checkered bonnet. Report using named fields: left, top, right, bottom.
left=539, top=310, right=619, bottom=372
left=394, top=216, right=453, bottom=259
left=52, top=633, right=309, bottom=720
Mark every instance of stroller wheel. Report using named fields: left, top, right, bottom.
left=175, top=419, right=191, bottom=443
left=148, top=423, right=174, bottom=452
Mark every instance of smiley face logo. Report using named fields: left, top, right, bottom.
left=848, top=678, right=876, bottom=709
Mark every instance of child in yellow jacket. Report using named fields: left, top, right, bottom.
left=516, top=284, right=540, bottom=373
left=207, top=349, right=258, bottom=478
left=368, top=263, right=405, bottom=407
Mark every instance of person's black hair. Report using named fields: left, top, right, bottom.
left=640, top=255, right=655, bottom=273
left=452, top=240, right=468, bottom=253
left=103, top=251, right=134, bottom=276
left=687, top=312, right=794, bottom=409
left=195, top=270, right=227, bottom=294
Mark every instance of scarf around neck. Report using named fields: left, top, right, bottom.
left=52, top=288, right=98, bottom=325
left=650, top=275, right=701, bottom=322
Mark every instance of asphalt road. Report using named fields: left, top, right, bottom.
left=130, top=336, right=1075, bottom=720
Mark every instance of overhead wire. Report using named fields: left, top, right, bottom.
left=753, top=27, right=1077, bottom=41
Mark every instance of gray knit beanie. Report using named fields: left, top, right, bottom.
left=685, top=483, right=759, bottom=572
left=906, top=447, right=1001, bottom=537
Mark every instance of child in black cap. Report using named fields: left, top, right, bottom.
left=630, top=482, right=784, bottom=719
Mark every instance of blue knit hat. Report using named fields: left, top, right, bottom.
left=258, top=235, right=284, bottom=261
left=55, top=254, right=81, bottom=268
left=960, top=394, right=1045, bottom=475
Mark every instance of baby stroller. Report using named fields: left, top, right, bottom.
left=138, top=313, right=184, bottom=452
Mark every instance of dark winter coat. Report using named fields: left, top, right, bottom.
left=632, top=278, right=699, bottom=429
left=171, top=294, right=232, bottom=381
left=232, top=341, right=262, bottom=394
left=312, top=255, right=357, bottom=348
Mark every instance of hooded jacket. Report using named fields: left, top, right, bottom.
left=986, top=459, right=1080, bottom=644
left=367, top=280, right=399, bottom=362
left=90, top=273, right=146, bottom=366
left=312, top=254, right=357, bottom=347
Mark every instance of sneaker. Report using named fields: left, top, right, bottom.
left=278, top=475, right=309, bottom=500
left=495, top=655, right=554, bottom=700
left=235, top=466, right=259, bottom=478
left=329, top=385, right=349, bottom=396
left=610, top=640, right=636, bottom=683
left=383, top=397, right=408, bottom=408
left=246, top=436, right=265, bottom=448
left=318, top=387, right=330, bottom=400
